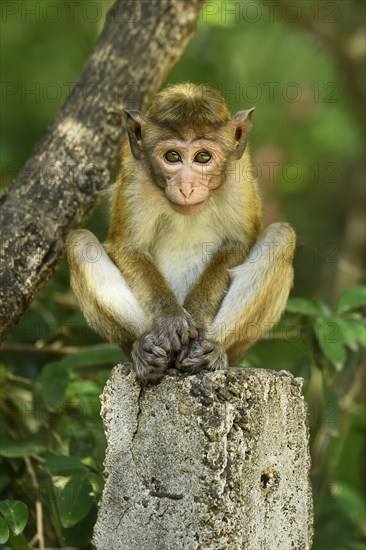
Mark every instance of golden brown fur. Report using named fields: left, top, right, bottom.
left=66, top=83, right=295, bottom=382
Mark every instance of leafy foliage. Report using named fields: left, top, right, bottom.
left=1, top=284, right=364, bottom=547
left=1, top=0, right=365, bottom=547
left=0, top=500, right=29, bottom=544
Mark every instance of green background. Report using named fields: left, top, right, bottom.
left=1, top=1, right=365, bottom=548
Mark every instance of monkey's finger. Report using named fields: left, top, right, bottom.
left=154, top=335, right=172, bottom=354
left=191, top=342, right=214, bottom=357
left=186, top=341, right=214, bottom=359
left=188, top=326, right=199, bottom=339
left=142, top=336, right=157, bottom=353
left=144, top=353, right=168, bottom=367
left=151, top=346, right=167, bottom=357
left=144, top=353, right=160, bottom=365
left=170, top=333, right=182, bottom=352
left=200, top=342, right=215, bottom=354
left=177, top=345, right=190, bottom=362
left=179, top=356, right=210, bottom=368
left=177, top=328, right=190, bottom=346
left=175, top=353, right=190, bottom=369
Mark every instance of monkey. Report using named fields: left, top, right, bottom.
left=66, top=83, right=296, bottom=382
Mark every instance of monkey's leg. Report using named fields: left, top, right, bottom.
left=177, top=223, right=295, bottom=372
left=212, top=223, right=296, bottom=364
left=67, top=230, right=174, bottom=380
left=66, top=229, right=149, bottom=349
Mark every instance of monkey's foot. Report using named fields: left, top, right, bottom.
left=132, top=334, right=171, bottom=383
left=175, top=338, right=228, bottom=374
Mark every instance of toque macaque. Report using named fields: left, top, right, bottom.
left=67, top=83, right=296, bottom=382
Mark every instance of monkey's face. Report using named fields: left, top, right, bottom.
left=124, top=101, right=255, bottom=216
left=149, top=136, right=228, bottom=215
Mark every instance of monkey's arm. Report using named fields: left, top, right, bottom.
left=106, top=242, right=198, bottom=340
left=178, top=223, right=296, bottom=373
left=109, top=246, right=184, bottom=318
left=110, top=248, right=199, bottom=379
left=67, top=230, right=197, bottom=381
left=177, top=244, right=246, bottom=373
left=183, top=242, right=250, bottom=327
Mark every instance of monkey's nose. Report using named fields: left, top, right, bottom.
left=179, top=187, right=194, bottom=198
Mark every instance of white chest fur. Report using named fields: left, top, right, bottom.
left=151, top=211, right=224, bottom=304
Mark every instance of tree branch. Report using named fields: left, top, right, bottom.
left=0, top=0, right=204, bottom=340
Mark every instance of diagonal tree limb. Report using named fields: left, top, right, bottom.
left=0, top=0, right=205, bottom=340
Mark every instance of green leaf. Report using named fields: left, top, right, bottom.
left=286, top=297, right=323, bottom=316
left=335, top=482, right=366, bottom=530
left=8, top=531, right=31, bottom=549
left=337, top=286, right=366, bottom=314
left=57, top=475, right=94, bottom=528
left=45, top=456, right=86, bottom=476
left=316, top=300, right=333, bottom=317
left=41, top=362, right=70, bottom=408
left=0, top=500, right=28, bottom=535
left=315, top=317, right=346, bottom=370
left=0, top=440, right=46, bottom=458
left=60, top=347, right=123, bottom=369
left=0, top=516, right=9, bottom=544
left=336, top=318, right=366, bottom=351
left=68, top=380, right=101, bottom=397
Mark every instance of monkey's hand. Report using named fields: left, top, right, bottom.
left=175, top=337, right=228, bottom=374
left=132, top=313, right=198, bottom=382
left=151, top=313, right=198, bottom=354
left=132, top=332, right=171, bottom=382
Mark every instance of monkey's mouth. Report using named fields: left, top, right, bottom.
left=171, top=201, right=206, bottom=215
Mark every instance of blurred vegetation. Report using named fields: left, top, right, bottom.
left=0, top=1, right=365, bottom=548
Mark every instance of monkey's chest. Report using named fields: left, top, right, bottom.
left=152, top=239, right=220, bottom=304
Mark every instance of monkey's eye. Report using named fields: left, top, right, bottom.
left=194, top=151, right=211, bottom=164
left=164, top=150, right=182, bottom=163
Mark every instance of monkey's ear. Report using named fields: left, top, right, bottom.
left=123, top=109, right=146, bottom=160
left=232, top=108, right=255, bottom=159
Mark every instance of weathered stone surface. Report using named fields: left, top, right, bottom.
left=93, top=364, right=313, bottom=550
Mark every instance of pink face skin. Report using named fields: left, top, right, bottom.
left=124, top=108, right=254, bottom=214
left=153, top=137, right=228, bottom=215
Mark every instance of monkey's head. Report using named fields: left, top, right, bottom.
left=124, top=83, right=254, bottom=215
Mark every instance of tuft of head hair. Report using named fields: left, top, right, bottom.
left=147, top=83, right=231, bottom=131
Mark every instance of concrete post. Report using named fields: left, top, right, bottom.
left=93, top=363, right=313, bottom=550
